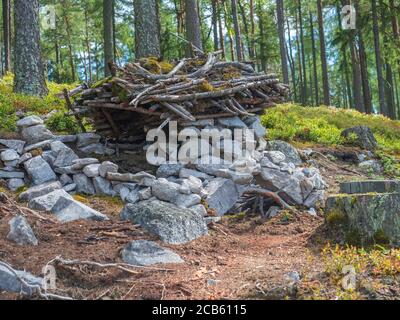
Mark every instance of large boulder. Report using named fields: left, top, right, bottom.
left=326, top=193, right=400, bottom=246
left=73, top=174, right=96, bottom=195
left=51, top=196, right=109, bottom=223
left=0, top=264, right=43, bottom=296
left=120, top=200, right=208, bottom=245
left=267, top=141, right=302, bottom=166
left=19, top=181, right=62, bottom=202
left=28, top=189, right=73, bottom=212
left=21, top=125, right=54, bottom=145
left=204, top=178, right=241, bottom=216
left=16, top=115, right=43, bottom=128
left=24, top=156, right=57, bottom=185
left=122, top=240, right=184, bottom=266
left=341, top=126, right=377, bottom=151
left=7, top=216, right=38, bottom=246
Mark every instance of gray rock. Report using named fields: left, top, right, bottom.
left=54, top=135, right=77, bottom=144
left=121, top=200, right=208, bottom=245
left=51, top=196, right=108, bottom=223
left=151, top=179, right=181, bottom=203
left=0, top=139, right=25, bottom=154
left=204, top=178, right=241, bottom=216
left=16, top=115, right=43, bottom=128
left=0, top=264, right=43, bottom=296
left=139, top=187, right=152, bottom=201
left=73, top=174, right=95, bottom=195
left=0, top=170, right=25, bottom=179
left=190, top=204, right=208, bottom=216
left=93, top=176, right=115, bottom=196
left=76, top=133, right=101, bottom=148
left=176, top=193, right=202, bottom=208
left=19, top=181, right=62, bottom=202
left=226, top=170, right=254, bottom=185
left=21, top=125, right=54, bottom=145
left=248, top=117, right=266, bottom=139
left=1, top=149, right=20, bottom=162
left=126, top=191, right=140, bottom=204
left=7, top=216, right=38, bottom=246
left=3, top=160, right=18, bottom=168
left=268, top=141, right=302, bottom=166
left=340, top=180, right=400, bottom=195
left=326, top=192, right=400, bottom=246
left=265, top=151, right=286, bottom=165
left=17, top=153, right=32, bottom=166
left=50, top=140, right=70, bottom=154
left=83, top=164, right=100, bottom=178
left=181, top=119, right=214, bottom=127
left=23, top=140, right=53, bottom=153
left=181, top=176, right=205, bottom=196
left=29, top=189, right=72, bottom=212
left=54, top=166, right=81, bottom=175
left=122, top=240, right=184, bottom=266
left=304, top=190, right=325, bottom=208
left=179, top=168, right=211, bottom=181
left=79, top=143, right=115, bottom=156
left=217, top=117, right=247, bottom=128
left=106, top=171, right=156, bottom=185
left=341, top=126, right=377, bottom=151
left=71, top=158, right=100, bottom=170
left=59, top=174, right=73, bottom=186
left=41, top=151, right=56, bottom=167
left=156, top=163, right=184, bottom=178
left=63, top=184, right=76, bottom=193
left=7, top=178, right=25, bottom=191
left=99, top=161, right=119, bottom=178
left=359, top=160, right=383, bottom=174
left=24, top=156, right=57, bottom=185
left=266, top=206, right=281, bottom=218
left=53, top=149, right=79, bottom=168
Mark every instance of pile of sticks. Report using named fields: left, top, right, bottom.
left=70, top=51, right=289, bottom=139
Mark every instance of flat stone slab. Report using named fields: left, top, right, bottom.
left=28, top=189, right=73, bottom=212
left=121, top=200, right=208, bottom=245
left=19, top=181, right=62, bottom=202
left=340, top=180, right=400, bottom=195
left=122, top=240, right=184, bottom=266
left=0, top=264, right=43, bottom=296
left=204, top=178, right=241, bottom=216
left=326, top=193, right=400, bottom=246
left=24, top=156, right=57, bottom=186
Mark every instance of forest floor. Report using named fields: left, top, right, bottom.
left=1, top=145, right=400, bottom=300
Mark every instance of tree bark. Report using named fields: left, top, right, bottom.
left=2, top=0, right=11, bottom=73
left=211, top=0, right=219, bottom=51
left=277, top=0, right=289, bottom=85
left=14, top=0, right=48, bottom=96
left=134, top=0, right=161, bottom=59
left=103, top=0, right=114, bottom=76
left=317, top=0, right=330, bottom=106
left=184, top=0, right=203, bottom=56
left=309, top=12, right=319, bottom=105
left=297, top=0, right=307, bottom=105
left=372, top=0, right=388, bottom=115
left=231, top=0, right=243, bottom=61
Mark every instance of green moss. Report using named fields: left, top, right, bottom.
left=261, top=104, right=400, bottom=154
left=326, top=209, right=347, bottom=225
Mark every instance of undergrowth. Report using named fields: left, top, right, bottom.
left=262, top=104, right=400, bottom=154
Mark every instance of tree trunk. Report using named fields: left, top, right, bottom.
left=134, top=0, right=161, bottom=59
left=372, top=0, right=388, bottom=115
left=103, top=0, right=114, bottom=76
left=297, top=0, right=307, bottom=105
left=231, top=0, right=243, bottom=61
left=2, top=0, right=11, bottom=72
left=317, top=0, right=330, bottom=106
left=211, top=0, right=219, bottom=51
left=309, top=12, right=319, bottom=105
left=184, top=0, right=203, bottom=56
left=238, top=0, right=251, bottom=59
left=358, top=32, right=373, bottom=114
left=217, top=2, right=225, bottom=59
left=14, top=0, right=48, bottom=96
left=277, top=0, right=289, bottom=85
left=61, top=0, right=76, bottom=82
left=84, top=3, right=92, bottom=83
left=287, top=17, right=297, bottom=101
left=249, top=0, right=256, bottom=60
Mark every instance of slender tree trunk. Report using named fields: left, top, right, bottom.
left=297, top=0, right=307, bottom=105
left=223, top=0, right=235, bottom=61
left=317, top=0, right=330, bottom=106
left=277, top=0, right=289, bottom=85
left=211, top=0, right=219, bottom=51
left=309, top=12, right=319, bottom=105
left=2, top=0, right=11, bottom=72
left=231, top=0, right=243, bottom=61
left=257, top=0, right=266, bottom=71
left=238, top=0, right=251, bottom=59
left=14, top=0, right=48, bottom=96
left=84, top=3, right=92, bottom=83
left=184, top=0, right=203, bottom=56
left=372, top=0, right=388, bottom=115
left=103, top=0, right=114, bottom=76
left=358, top=33, right=373, bottom=114
left=61, top=0, right=76, bottom=82
left=134, top=0, right=161, bottom=59
left=217, top=3, right=225, bottom=59
left=249, top=0, right=256, bottom=60
left=287, top=17, right=297, bottom=101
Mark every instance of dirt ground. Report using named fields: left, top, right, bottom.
left=0, top=147, right=390, bottom=300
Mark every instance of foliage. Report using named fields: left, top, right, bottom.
left=46, top=111, right=82, bottom=134
left=261, top=104, right=400, bottom=154
left=0, top=73, right=76, bottom=133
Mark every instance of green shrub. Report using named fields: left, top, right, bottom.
left=46, top=111, right=82, bottom=134
left=0, top=73, right=76, bottom=133
left=261, top=104, right=400, bottom=154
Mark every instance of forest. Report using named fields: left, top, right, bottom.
left=1, top=0, right=400, bottom=302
